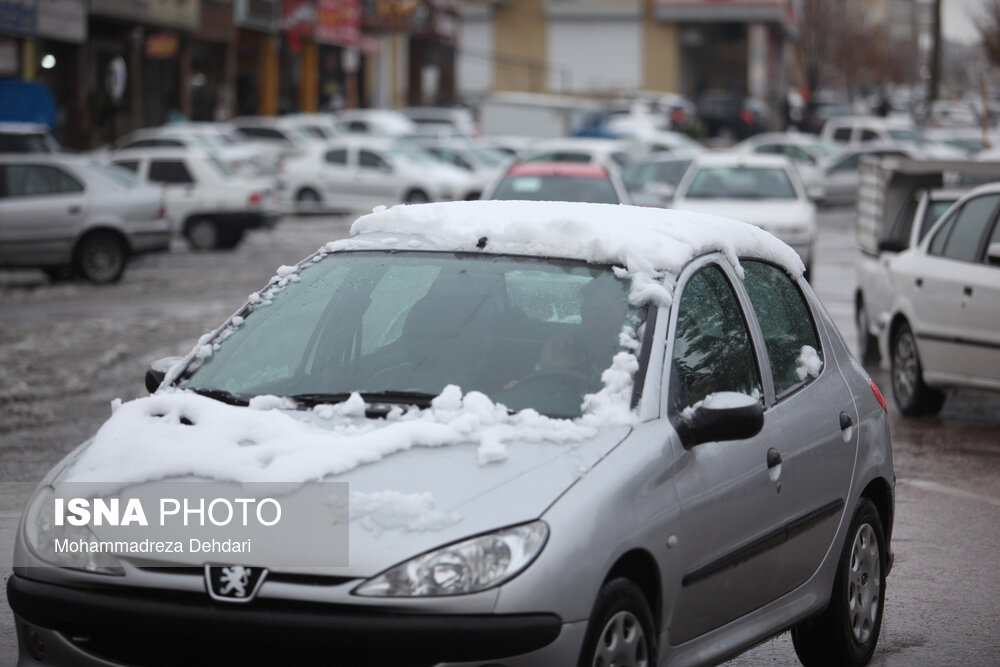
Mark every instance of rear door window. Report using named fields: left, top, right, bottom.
left=929, top=194, right=1000, bottom=262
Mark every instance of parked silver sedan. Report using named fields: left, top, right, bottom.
left=0, top=153, right=170, bottom=283
left=9, top=201, right=893, bottom=666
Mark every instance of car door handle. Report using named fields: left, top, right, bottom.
left=915, top=277, right=923, bottom=287
left=766, top=448, right=782, bottom=469
left=840, top=411, right=854, bottom=430
left=964, top=286, right=973, bottom=297
left=68, top=205, right=81, bottom=214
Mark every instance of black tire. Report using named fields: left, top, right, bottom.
left=578, top=578, right=656, bottom=667
left=855, top=299, right=880, bottom=365
left=186, top=218, right=220, bottom=251
left=404, top=189, right=430, bottom=204
left=75, top=232, right=127, bottom=284
left=296, top=188, right=322, bottom=212
left=889, top=321, right=945, bottom=416
left=216, top=227, right=245, bottom=250
left=791, top=498, right=887, bottom=667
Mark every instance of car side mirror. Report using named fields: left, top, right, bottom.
left=674, top=392, right=764, bottom=448
left=806, top=185, right=826, bottom=202
left=988, top=242, right=1000, bottom=267
left=878, top=238, right=908, bottom=254
left=145, top=356, right=184, bottom=393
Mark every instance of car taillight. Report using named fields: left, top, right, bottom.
left=870, top=379, right=887, bottom=413
left=671, top=108, right=686, bottom=123
left=248, top=191, right=262, bottom=205
left=740, top=108, right=754, bottom=125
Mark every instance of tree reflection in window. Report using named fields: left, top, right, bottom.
left=671, top=265, right=762, bottom=411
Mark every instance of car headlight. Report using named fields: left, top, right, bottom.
left=354, top=521, right=548, bottom=597
left=23, top=486, right=124, bottom=575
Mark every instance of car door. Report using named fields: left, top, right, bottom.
left=665, top=259, right=846, bottom=644
left=356, top=148, right=399, bottom=206
left=317, top=147, right=357, bottom=206
left=0, top=162, right=87, bottom=265
left=909, top=192, right=1000, bottom=382
left=147, top=158, right=199, bottom=226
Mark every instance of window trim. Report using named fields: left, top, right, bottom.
left=737, top=258, right=825, bottom=403
left=662, top=254, right=771, bottom=419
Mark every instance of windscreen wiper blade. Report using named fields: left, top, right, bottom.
left=190, top=387, right=251, bottom=406
left=289, top=391, right=438, bottom=408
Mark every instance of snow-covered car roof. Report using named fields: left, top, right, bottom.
left=686, top=152, right=796, bottom=169
left=343, top=200, right=805, bottom=283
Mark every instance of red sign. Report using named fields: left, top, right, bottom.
left=315, top=0, right=360, bottom=46
left=282, top=0, right=316, bottom=38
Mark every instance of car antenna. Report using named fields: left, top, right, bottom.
left=476, top=236, right=488, bottom=249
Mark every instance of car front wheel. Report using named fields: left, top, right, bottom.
left=791, top=497, right=887, bottom=666
left=75, top=232, right=127, bottom=284
left=890, top=321, right=944, bottom=416
left=578, top=578, right=655, bottom=667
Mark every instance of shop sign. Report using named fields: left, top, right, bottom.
left=655, top=0, right=795, bottom=28
left=146, top=31, right=180, bottom=59
left=36, top=0, right=86, bottom=43
left=149, top=0, right=201, bottom=30
left=315, top=0, right=360, bottom=46
left=0, top=0, right=36, bottom=37
left=282, top=0, right=315, bottom=38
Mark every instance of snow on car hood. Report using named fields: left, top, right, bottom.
left=58, top=386, right=631, bottom=573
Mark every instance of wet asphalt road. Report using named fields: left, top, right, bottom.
left=1, top=207, right=998, bottom=665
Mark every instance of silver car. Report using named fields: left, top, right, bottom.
left=0, top=154, right=170, bottom=283
left=9, top=201, right=894, bottom=666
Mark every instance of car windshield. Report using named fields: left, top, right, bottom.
left=89, top=162, right=143, bottom=188
left=685, top=166, right=797, bottom=200
left=491, top=175, right=620, bottom=204
left=207, top=155, right=237, bottom=177
left=180, top=252, right=639, bottom=418
left=391, top=144, right=439, bottom=165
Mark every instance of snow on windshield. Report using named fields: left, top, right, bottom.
left=64, top=201, right=802, bottom=488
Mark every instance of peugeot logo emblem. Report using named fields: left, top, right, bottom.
left=205, top=564, right=268, bottom=603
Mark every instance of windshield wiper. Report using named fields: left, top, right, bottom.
left=190, top=387, right=251, bottom=406
left=289, top=391, right=439, bottom=409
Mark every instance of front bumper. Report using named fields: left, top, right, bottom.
left=8, top=574, right=562, bottom=666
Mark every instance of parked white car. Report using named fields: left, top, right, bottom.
left=880, top=182, right=1000, bottom=415
left=333, top=109, right=418, bottom=136
left=814, top=144, right=919, bottom=207
left=0, top=154, right=170, bottom=283
left=101, top=123, right=278, bottom=176
left=280, top=136, right=475, bottom=213
left=522, top=137, right=635, bottom=169
left=399, top=136, right=514, bottom=200
left=734, top=132, right=839, bottom=198
left=671, top=153, right=817, bottom=276
left=107, top=149, right=281, bottom=250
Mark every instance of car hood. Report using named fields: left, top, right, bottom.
left=673, top=199, right=815, bottom=232
left=51, top=392, right=632, bottom=576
